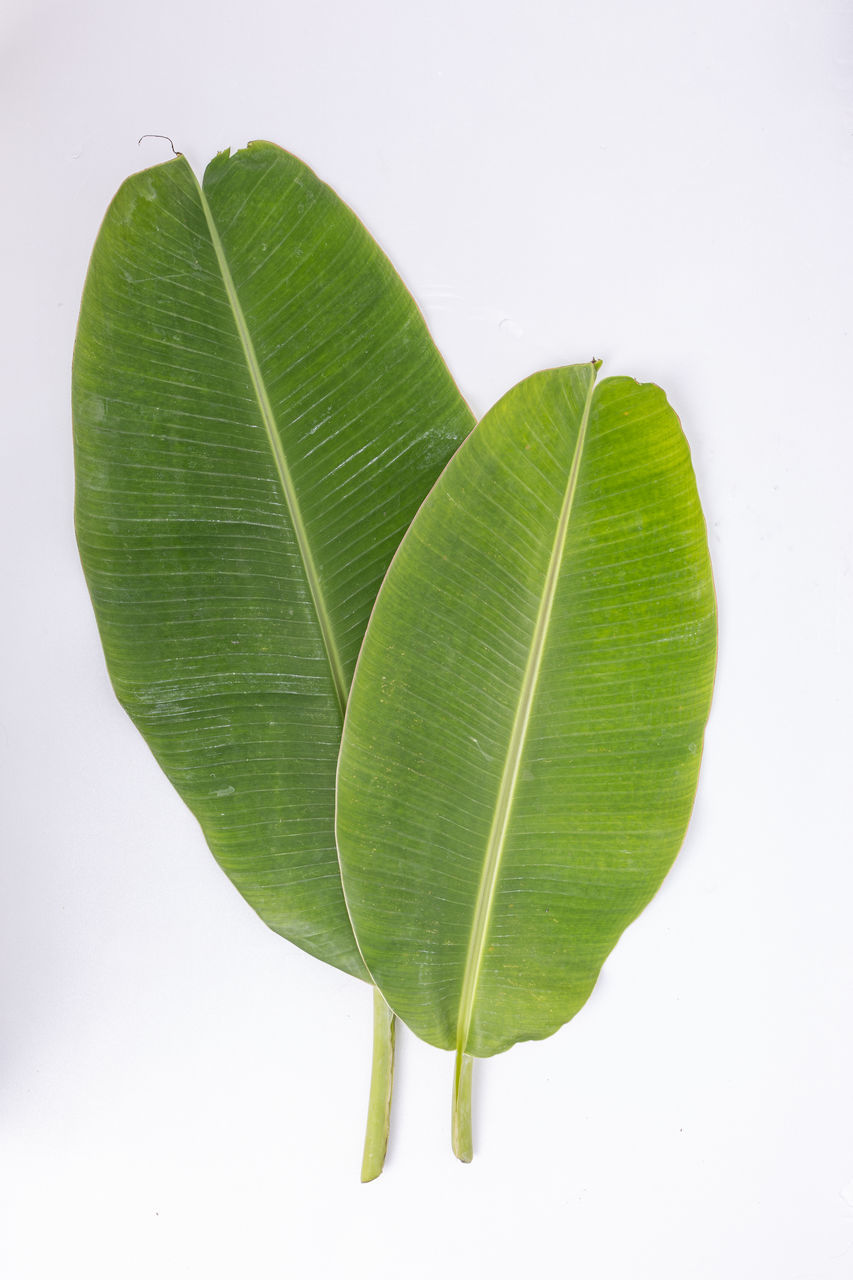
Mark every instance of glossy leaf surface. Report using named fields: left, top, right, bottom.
left=337, top=363, right=716, bottom=1050
left=73, top=142, right=474, bottom=978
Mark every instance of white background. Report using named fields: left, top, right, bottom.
left=3, top=1, right=853, bottom=1276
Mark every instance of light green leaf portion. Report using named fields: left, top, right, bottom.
left=73, top=142, right=474, bottom=979
left=336, top=363, right=716, bottom=1051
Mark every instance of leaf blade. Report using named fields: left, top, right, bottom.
left=336, top=363, right=716, bottom=1049
left=73, top=143, right=475, bottom=978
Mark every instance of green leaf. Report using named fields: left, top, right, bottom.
left=336, top=361, right=716, bottom=1056
left=73, top=141, right=474, bottom=981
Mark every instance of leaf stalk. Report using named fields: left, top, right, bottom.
left=452, top=1051, right=474, bottom=1162
left=361, top=987, right=396, bottom=1182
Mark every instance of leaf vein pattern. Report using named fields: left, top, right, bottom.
left=190, top=170, right=348, bottom=717
left=454, top=368, right=598, bottom=1059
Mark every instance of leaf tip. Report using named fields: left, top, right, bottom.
left=137, top=133, right=182, bottom=157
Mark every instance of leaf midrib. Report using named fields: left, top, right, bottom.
left=454, top=365, right=599, bottom=1058
left=190, top=162, right=349, bottom=718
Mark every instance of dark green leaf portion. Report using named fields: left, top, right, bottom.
left=73, top=142, right=474, bottom=978
left=337, top=364, right=716, bottom=1048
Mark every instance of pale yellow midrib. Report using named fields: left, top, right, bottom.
left=191, top=167, right=348, bottom=718
left=454, top=367, right=598, bottom=1058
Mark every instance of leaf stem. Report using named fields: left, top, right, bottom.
left=452, top=1050, right=474, bottom=1162
left=361, top=987, right=396, bottom=1182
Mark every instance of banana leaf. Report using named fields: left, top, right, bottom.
left=72, top=141, right=474, bottom=1177
left=336, top=361, right=716, bottom=1159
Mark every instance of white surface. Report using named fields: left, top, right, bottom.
left=3, top=0, right=853, bottom=1276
